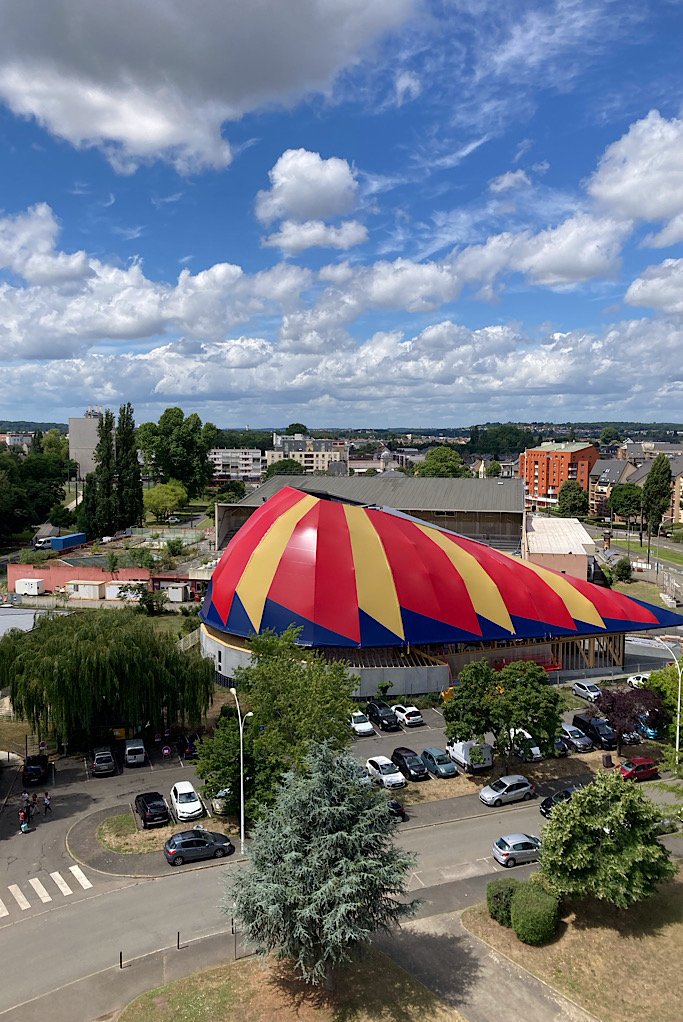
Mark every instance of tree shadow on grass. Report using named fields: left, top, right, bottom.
left=565, top=877, right=683, bottom=939
left=266, top=934, right=481, bottom=1022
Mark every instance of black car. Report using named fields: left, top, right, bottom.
left=134, top=791, right=171, bottom=828
left=391, top=746, right=430, bottom=781
left=177, top=733, right=200, bottom=759
left=572, top=713, right=616, bottom=750
left=553, top=737, right=569, bottom=757
left=367, top=700, right=400, bottom=732
left=22, top=754, right=49, bottom=786
left=164, top=828, right=234, bottom=866
left=539, top=785, right=582, bottom=818
left=388, top=799, right=408, bottom=822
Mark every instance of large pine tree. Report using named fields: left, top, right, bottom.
left=115, top=402, right=143, bottom=529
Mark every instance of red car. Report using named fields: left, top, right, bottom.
left=619, top=757, right=658, bottom=781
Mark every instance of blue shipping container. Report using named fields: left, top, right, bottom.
left=51, top=532, right=87, bottom=551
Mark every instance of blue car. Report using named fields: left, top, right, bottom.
left=636, top=713, right=660, bottom=740
left=420, top=747, right=458, bottom=778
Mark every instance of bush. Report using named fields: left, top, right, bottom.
left=612, top=557, right=632, bottom=582
left=510, top=882, right=559, bottom=945
left=486, top=876, right=521, bottom=928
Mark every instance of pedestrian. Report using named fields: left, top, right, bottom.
left=43, top=791, right=52, bottom=816
left=19, top=809, right=29, bottom=833
left=21, top=790, right=30, bottom=810
left=31, top=793, right=38, bottom=819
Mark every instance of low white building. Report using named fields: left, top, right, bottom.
left=522, top=516, right=595, bottom=581
left=66, top=580, right=106, bottom=600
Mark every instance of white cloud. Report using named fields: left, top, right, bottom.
left=263, top=219, right=368, bottom=254
left=394, top=70, right=421, bottom=105
left=0, top=203, right=91, bottom=284
left=489, top=169, right=531, bottom=192
left=255, top=149, right=359, bottom=224
left=625, top=259, right=683, bottom=315
left=0, top=0, right=413, bottom=171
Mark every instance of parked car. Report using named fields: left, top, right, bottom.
left=391, top=704, right=424, bottom=727
left=350, top=711, right=375, bottom=737
left=539, top=785, right=582, bottom=818
left=391, top=746, right=430, bottom=781
left=572, top=713, right=616, bottom=750
left=627, top=673, right=650, bottom=689
left=164, top=828, right=233, bottom=866
left=510, top=728, right=542, bottom=762
left=446, top=740, right=493, bottom=773
left=560, top=722, right=593, bottom=752
left=388, top=799, right=408, bottom=822
left=91, top=747, right=117, bottom=776
left=365, top=756, right=406, bottom=789
left=420, top=747, right=458, bottom=778
left=170, top=780, right=204, bottom=820
left=177, top=734, right=200, bottom=759
left=636, top=712, right=660, bottom=740
left=480, top=775, right=535, bottom=807
left=620, top=757, right=658, bottom=781
left=492, top=833, right=541, bottom=868
left=366, top=700, right=400, bottom=732
left=22, top=754, right=49, bottom=786
left=572, top=681, right=603, bottom=702
left=167, top=516, right=181, bottom=524
left=553, top=737, right=569, bottom=757
left=134, top=791, right=171, bottom=828
left=210, top=787, right=232, bottom=815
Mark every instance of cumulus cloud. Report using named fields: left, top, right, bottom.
left=263, top=219, right=368, bottom=254
left=625, top=259, right=683, bottom=315
left=256, top=149, right=359, bottom=224
left=0, top=203, right=91, bottom=284
left=0, top=0, right=413, bottom=171
left=489, top=169, right=531, bottom=192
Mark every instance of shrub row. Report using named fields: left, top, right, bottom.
left=486, top=876, right=559, bottom=945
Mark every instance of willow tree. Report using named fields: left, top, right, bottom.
left=1, top=609, right=213, bottom=742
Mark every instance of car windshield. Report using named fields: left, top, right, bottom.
left=405, top=756, right=422, bottom=767
left=434, top=754, right=450, bottom=765
left=622, top=761, right=635, bottom=770
left=379, top=762, right=399, bottom=775
left=489, top=780, right=506, bottom=792
left=353, top=714, right=369, bottom=724
left=595, top=722, right=611, bottom=734
left=587, top=685, right=600, bottom=693
left=178, top=791, right=198, bottom=803
left=566, top=727, right=583, bottom=738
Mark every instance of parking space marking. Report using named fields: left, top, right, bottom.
left=8, top=885, right=30, bottom=911
left=0, top=899, right=8, bottom=918
left=69, top=865, right=92, bottom=890
left=50, top=871, right=73, bottom=896
left=28, top=878, right=52, bottom=903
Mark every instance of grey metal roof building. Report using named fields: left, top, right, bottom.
left=216, top=475, right=524, bottom=552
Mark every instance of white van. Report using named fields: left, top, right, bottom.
left=446, top=740, right=493, bottom=773
left=124, top=739, right=146, bottom=767
left=34, top=537, right=53, bottom=550
left=509, top=728, right=542, bottom=762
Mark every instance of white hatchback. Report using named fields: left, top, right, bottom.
left=170, top=780, right=204, bottom=821
left=391, top=704, right=424, bottom=727
left=350, top=711, right=375, bottom=736
left=366, top=756, right=406, bottom=789
left=627, top=673, right=650, bottom=689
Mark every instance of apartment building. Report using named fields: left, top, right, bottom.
left=68, top=407, right=102, bottom=478
left=265, top=433, right=349, bottom=475
left=209, top=448, right=264, bottom=481
left=588, top=459, right=634, bottom=517
left=518, top=442, right=599, bottom=510
left=617, top=440, right=683, bottom=464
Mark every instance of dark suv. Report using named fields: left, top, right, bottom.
left=22, top=754, right=49, bottom=786
left=391, top=746, right=429, bottom=781
left=367, top=700, right=400, bottom=732
left=134, top=791, right=171, bottom=828
left=572, top=713, right=616, bottom=750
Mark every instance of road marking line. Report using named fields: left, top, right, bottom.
left=68, top=865, right=92, bottom=890
left=0, top=899, right=8, bottom=918
left=28, top=878, right=52, bottom=903
left=50, top=871, right=72, bottom=896
left=8, top=885, right=30, bottom=910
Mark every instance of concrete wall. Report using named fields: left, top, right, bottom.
left=525, top=552, right=588, bottom=580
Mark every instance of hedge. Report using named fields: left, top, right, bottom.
left=486, top=876, right=521, bottom=928
left=510, top=882, right=559, bottom=945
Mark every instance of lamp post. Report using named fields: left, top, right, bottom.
left=655, top=516, right=675, bottom=577
left=229, top=686, right=253, bottom=854
left=647, top=636, right=682, bottom=768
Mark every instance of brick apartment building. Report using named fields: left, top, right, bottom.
left=519, top=442, right=599, bottom=510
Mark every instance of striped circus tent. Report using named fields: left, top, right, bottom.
left=200, top=486, right=683, bottom=648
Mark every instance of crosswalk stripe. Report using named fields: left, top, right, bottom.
left=50, top=871, right=72, bottom=896
left=8, top=885, right=30, bottom=911
left=29, top=878, right=52, bottom=903
left=68, top=865, right=92, bottom=890
left=0, top=899, right=9, bottom=918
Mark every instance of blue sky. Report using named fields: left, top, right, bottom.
left=1, top=0, right=682, bottom=428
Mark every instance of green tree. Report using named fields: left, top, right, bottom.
left=443, top=660, right=561, bottom=770
left=143, top=480, right=188, bottom=521
left=137, top=407, right=217, bottom=497
left=1, top=609, right=213, bottom=741
left=115, top=402, right=143, bottom=529
left=81, top=410, right=117, bottom=537
left=285, top=422, right=308, bottom=435
left=647, top=663, right=682, bottom=749
left=608, top=482, right=643, bottom=527
left=540, top=771, right=675, bottom=908
left=41, top=428, right=69, bottom=460
left=557, top=479, right=588, bottom=517
left=229, top=742, right=417, bottom=989
left=265, top=458, right=305, bottom=478
left=599, top=426, right=621, bottom=446
left=196, top=706, right=254, bottom=816
left=415, top=447, right=470, bottom=478
left=48, top=504, right=74, bottom=530
left=232, top=628, right=356, bottom=809
left=211, top=480, right=246, bottom=503
left=486, top=460, right=502, bottom=477
left=364, top=467, right=378, bottom=476
left=642, top=453, right=672, bottom=557
left=612, top=556, right=632, bottom=582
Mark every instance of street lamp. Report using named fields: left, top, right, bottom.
left=655, top=516, right=675, bottom=577
left=229, top=686, right=253, bottom=854
left=647, top=636, right=682, bottom=769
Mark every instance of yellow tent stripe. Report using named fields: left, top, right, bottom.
left=236, top=493, right=318, bottom=631
left=416, top=524, right=514, bottom=633
left=343, top=505, right=404, bottom=640
left=519, top=560, right=605, bottom=629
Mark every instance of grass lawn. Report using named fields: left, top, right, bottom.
left=462, top=874, right=683, bottom=1022
left=97, top=812, right=239, bottom=854
left=0, top=716, right=34, bottom=757
left=612, top=579, right=672, bottom=609
left=118, top=947, right=465, bottom=1022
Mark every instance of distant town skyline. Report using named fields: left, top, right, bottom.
left=1, top=1, right=682, bottom=426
